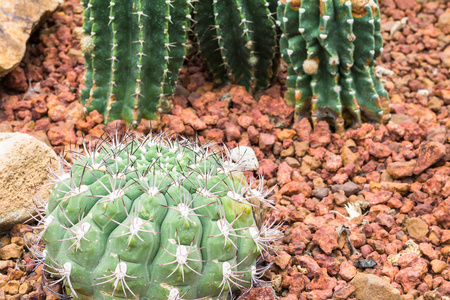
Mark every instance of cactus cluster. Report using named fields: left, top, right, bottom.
left=80, top=0, right=279, bottom=125
left=80, top=0, right=193, bottom=125
left=277, top=0, right=389, bottom=131
left=192, top=0, right=279, bottom=92
left=28, top=131, right=282, bottom=299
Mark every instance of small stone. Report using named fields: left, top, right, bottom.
left=394, top=0, right=416, bottom=9
left=258, top=94, right=294, bottom=128
left=419, top=243, right=439, bottom=260
left=351, top=273, right=401, bottom=300
left=238, top=286, right=276, bottom=300
left=0, top=260, right=14, bottom=272
left=369, top=142, right=391, bottom=158
left=430, top=260, right=447, bottom=274
left=309, top=121, right=331, bottom=148
left=277, top=129, right=296, bottom=141
left=274, top=251, right=291, bottom=269
left=340, top=146, right=360, bottom=172
left=47, top=105, right=66, bottom=122
left=279, top=181, right=312, bottom=197
left=427, top=97, right=442, bottom=113
left=18, top=282, right=32, bottom=294
left=28, top=290, right=47, bottom=299
left=237, top=115, right=253, bottom=129
left=3, top=280, right=20, bottom=294
left=47, top=126, right=77, bottom=146
left=339, top=261, right=357, bottom=281
left=390, top=114, right=411, bottom=124
left=230, top=146, right=259, bottom=171
left=284, top=157, right=301, bottom=168
left=438, top=8, right=450, bottom=29
left=65, top=102, right=85, bottom=123
left=387, top=161, right=417, bottom=179
left=405, top=217, right=429, bottom=239
left=395, top=268, right=422, bottom=291
left=247, top=126, right=260, bottom=145
left=273, top=142, right=282, bottom=156
left=259, top=133, right=276, bottom=151
left=200, top=115, right=219, bottom=126
left=0, top=243, right=23, bottom=259
left=293, top=118, right=312, bottom=141
left=181, top=108, right=207, bottom=131
left=294, top=140, right=309, bottom=157
left=323, top=152, right=343, bottom=172
left=312, top=225, right=339, bottom=255
left=424, top=290, right=443, bottom=300
left=258, top=159, right=278, bottom=180
left=67, top=48, right=83, bottom=58
left=331, top=182, right=361, bottom=197
left=302, top=155, right=321, bottom=170
left=333, top=285, right=356, bottom=300
left=312, top=187, right=330, bottom=200
left=334, top=192, right=347, bottom=206
left=354, top=259, right=377, bottom=268
left=413, top=141, right=446, bottom=175
left=224, top=122, right=241, bottom=142
left=205, top=128, right=224, bottom=142
left=280, top=146, right=295, bottom=158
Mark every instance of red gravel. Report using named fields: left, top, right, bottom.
left=0, top=0, right=449, bottom=299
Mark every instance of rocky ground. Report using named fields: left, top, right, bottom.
left=0, top=0, right=449, bottom=299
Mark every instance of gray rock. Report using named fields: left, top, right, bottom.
left=0, top=133, right=59, bottom=231
left=230, top=146, right=259, bottom=170
left=331, top=181, right=361, bottom=197
left=312, top=187, right=330, bottom=200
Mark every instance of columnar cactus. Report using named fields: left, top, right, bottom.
left=278, top=0, right=389, bottom=131
left=193, top=0, right=279, bottom=92
left=28, top=131, right=281, bottom=299
left=80, top=0, right=192, bottom=125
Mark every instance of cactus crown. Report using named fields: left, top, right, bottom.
left=28, top=130, right=282, bottom=299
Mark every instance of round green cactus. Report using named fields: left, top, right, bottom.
left=29, top=131, right=281, bottom=299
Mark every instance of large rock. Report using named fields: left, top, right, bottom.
left=0, top=0, right=63, bottom=77
left=0, top=133, right=58, bottom=231
left=351, top=274, right=401, bottom=300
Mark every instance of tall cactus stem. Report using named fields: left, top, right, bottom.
left=278, top=0, right=388, bottom=130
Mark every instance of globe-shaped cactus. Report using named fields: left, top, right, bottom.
left=28, top=131, right=281, bottom=299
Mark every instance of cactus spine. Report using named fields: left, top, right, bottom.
left=29, top=132, right=281, bottom=299
left=80, top=0, right=191, bottom=125
left=193, top=0, right=279, bottom=92
left=278, top=0, right=389, bottom=131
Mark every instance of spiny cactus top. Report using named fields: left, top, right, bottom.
left=80, top=0, right=192, bottom=124
left=278, top=0, right=389, bottom=132
left=28, top=131, right=282, bottom=299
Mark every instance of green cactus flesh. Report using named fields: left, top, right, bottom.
left=193, top=0, right=278, bottom=92
left=33, top=132, right=281, bottom=299
left=277, top=0, right=389, bottom=131
left=80, top=0, right=191, bottom=125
